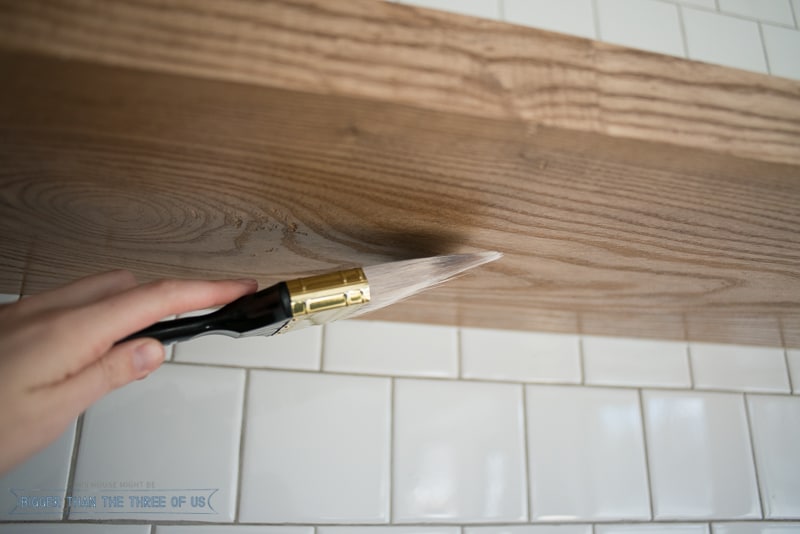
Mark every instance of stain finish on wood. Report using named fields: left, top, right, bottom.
left=1, top=51, right=798, bottom=346
left=0, top=0, right=799, bottom=347
left=0, top=0, right=798, bottom=166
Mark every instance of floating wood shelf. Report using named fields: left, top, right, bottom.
left=1, top=0, right=798, bottom=346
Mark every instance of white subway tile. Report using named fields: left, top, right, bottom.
left=597, top=0, right=685, bottom=56
left=746, top=395, right=800, bottom=518
left=718, top=0, right=795, bottom=25
left=643, top=390, right=761, bottom=519
left=690, top=343, right=790, bottom=393
left=393, top=379, right=527, bottom=522
left=324, top=321, right=457, bottom=378
left=393, top=0, right=500, bottom=20
left=460, top=328, right=581, bottom=384
left=319, top=528, right=459, bottom=534
left=240, top=370, right=391, bottom=523
left=158, top=527, right=313, bottom=534
left=173, top=308, right=321, bottom=370
left=583, top=336, right=690, bottom=388
left=712, top=523, right=800, bottom=533
left=679, top=0, right=717, bottom=9
left=682, top=8, right=769, bottom=72
left=597, top=525, right=710, bottom=534
left=465, top=525, right=593, bottom=533
left=0, top=526, right=150, bottom=534
left=525, top=385, right=650, bottom=521
left=788, top=349, right=800, bottom=393
left=0, top=293, right=19, bottom=304
left=72, top=364, right=244, bottom=521
left=762, top=24, right=800, bottom=80
left=503, top=0, right=596, bottom=39
left=0, top=421, right=76, bottom=520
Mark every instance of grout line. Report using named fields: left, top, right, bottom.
left=779, top=319, right=795, bottom=394
left=791, top=0, right=799, bottom=28
left=742, top=393, right=766, bottom=519
left=388, top=377, right=396, bottom=523
left=233, top=370, right=251, bottom=523
left=62, top=413, right=85, bottom=521
left=6, top=519, right=800, bottom=526
left=456, top=328, right=463, bottom=379
left=591, top=0, right=602, bottom=40
left=150, top=524, right=156, bottom=534
left=578, top=336, right=586, bottom=385
left=156, top=359, right=800, bottom=398
left=686, top=343, right=696, bottom=389
left=671, top=0, right=797, bottom=29
left=677, top=5, right=691, bottom=58
left=714, top=0, right=720, bottom=10
left=520, top=384, right=533, bottom=522
left=757, top=22, right=773, bottom=75
left=637, top=389, right=656, bottom=521
left=319, top=324, right=328, bottom=371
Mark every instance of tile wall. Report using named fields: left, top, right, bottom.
left=392, top=0, right=800, bottom=80
left=1, top=0, right=799, bottom=532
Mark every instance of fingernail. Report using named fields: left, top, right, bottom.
left=133, top=342, right=164, bottom=374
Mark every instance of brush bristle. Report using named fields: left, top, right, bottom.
left=351, top=251, right=502, bottom=318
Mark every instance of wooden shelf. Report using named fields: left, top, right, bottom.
left=1, top=0, right=798, bottom=346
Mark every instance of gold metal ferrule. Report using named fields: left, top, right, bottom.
left=277, top=267, right=370, bottom=333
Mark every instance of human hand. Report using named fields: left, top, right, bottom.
left=0, top=270, right=258, bottom=475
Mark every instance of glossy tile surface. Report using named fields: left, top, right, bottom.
left=0, top=293, right=19, bottom=304
left=173, top=309, right=321, bottom=370
left=465, top=526, right=593, bottom=534
left=240, top=370, right=391, bottom=523
left=597, top=0, right=685, bottom=56
left=72, top=364, right=245, bottom=521
left=504, top=0, right=596, bottom=39
left=643, top=390, right=761, bottom=519
left=746, top=395, right=800, bottom=518
left=718, top=0, right=795, bottom=25
left=318, top=528, right=459, bottom=534
left=596, top=525, right=710, bottom=534
left=583, top=337, right=691, bottom=388
left=157, top=527, right=313, bottom=534
left=712, top=523, right=800, bottom=533
left=679, top=0, right=716, bottom=8
left=393, top=379, right=527, bottom=522
left=0, top=421, right=76, bottom=520
left=460, top=328, right=581, bottom=384
left=682, top=8, right=768, bottom=72
left=788, top=349, right=800, bottom=394
left=0, top=525, right=150, bottom=533
left=525, top=385, right=650, bottom=521
left=690, top=343, right=790, bottom=393
left=762, top=24, right=800, bottom=80
left=324, top=321, right=457, bottom=378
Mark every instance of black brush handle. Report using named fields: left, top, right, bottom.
left=119, top=282, right=294, bottom=345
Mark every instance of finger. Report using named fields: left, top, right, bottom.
left=53, top=278, right=257, bottom=374
left=42, top=338, right=165, bottom=417
left=18, top=270, right=138, bottom=317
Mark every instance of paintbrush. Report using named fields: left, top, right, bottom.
left=121, top=251, right=501, bottom=344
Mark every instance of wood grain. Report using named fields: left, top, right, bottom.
left=1, top=51, right=798, bottom=346
left=0, top=0, right=799, bottom=166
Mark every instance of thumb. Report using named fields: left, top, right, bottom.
left=44, top=339, right=165, bottom=415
